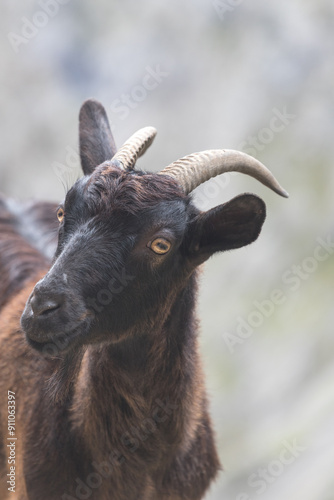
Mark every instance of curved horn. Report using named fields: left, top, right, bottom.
left=159, top=149, right=288, bottom=197
left=111, top=126, right=157, bottom=171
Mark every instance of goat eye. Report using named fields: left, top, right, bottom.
left=149, top=238, right=171, bottom=255
left=57, top=208, right=65, bottom=223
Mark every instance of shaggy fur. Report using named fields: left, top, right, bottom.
left=0, top=99, right=267, bottom=500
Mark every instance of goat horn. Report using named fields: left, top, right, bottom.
left=111, top=126, right=157, bottom=171
left=159, top=149, right=289, bottom=197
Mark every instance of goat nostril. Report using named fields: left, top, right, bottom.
left=30, top=295, right=63, bottom=318
left=39, top=303, right=61, bottom=317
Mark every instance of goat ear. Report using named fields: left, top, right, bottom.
left=187, top=194, right=266, bottom=264
left=79, top=99, right=117, bottom=175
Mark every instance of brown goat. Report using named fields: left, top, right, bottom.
left=0, top=99, right=287, bottom=500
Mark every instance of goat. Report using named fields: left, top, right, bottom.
left=0, top=99, right=288, bottom=500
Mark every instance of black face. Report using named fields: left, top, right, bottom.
left=21, top=168, right=194, bottom=355
left=20, top=99, right=267, bottom=357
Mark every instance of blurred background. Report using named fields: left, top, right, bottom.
left=1, top=1, right=334, bottom=498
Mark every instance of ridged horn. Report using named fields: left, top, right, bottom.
left=159, top=149, right=288, bottom=197
left=111, top=126, right=157, bottom=171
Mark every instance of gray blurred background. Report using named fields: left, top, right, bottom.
left=1, top=1, right=334, bottom=499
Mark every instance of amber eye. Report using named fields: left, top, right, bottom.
left=149, top=238, right=171, bottom=255
left=57, top=207, right=65, bottom=223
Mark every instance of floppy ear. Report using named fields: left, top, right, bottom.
left=186, top=194, right=266, bottom=265
left=79, top=99, right=117, bottom=175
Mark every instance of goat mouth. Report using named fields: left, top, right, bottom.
left=25, top=326, right=89, bottom=357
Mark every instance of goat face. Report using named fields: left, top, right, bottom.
left=21, top=168, right=192, bottom=353
left=21, top=99, right=287, bottom=356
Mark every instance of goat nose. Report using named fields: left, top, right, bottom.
left=30, top=293, right=63, bottom=318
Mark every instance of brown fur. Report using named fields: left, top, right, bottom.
left=0, top=197, right=220, bottom=500
left=0, top=98, right=269, bottom=499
